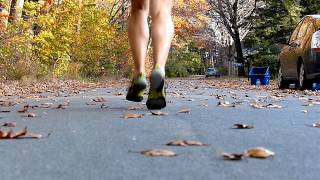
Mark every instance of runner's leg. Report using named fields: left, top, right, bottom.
left=128, top=0, right=150, bottom=75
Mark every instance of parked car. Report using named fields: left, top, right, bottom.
left=205, top=68, right=221, bottom=77
left=278, top=15, right=320, bottom=89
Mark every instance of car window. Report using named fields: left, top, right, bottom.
left=305, top=23, right=316, bottom=39
left=297, top=19, right=310, bottom=39
left=290, top=20, right=303, bottom=42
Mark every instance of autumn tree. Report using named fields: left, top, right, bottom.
left=244, top=0, right=302, bottom=76
left=207, top=0, right=257, bottom=76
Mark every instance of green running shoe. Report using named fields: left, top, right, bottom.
left=126, top=73, right=147, bottom=102
left=146, top=67, right=166, bottom=110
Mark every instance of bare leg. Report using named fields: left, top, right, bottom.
left=128, top=0, right=150, bottom=75
left=150, top=0, right=174, bottom=70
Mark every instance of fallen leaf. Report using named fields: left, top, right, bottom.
left=166, top=140, right=187, bottom=146
left=22, top=113, right=38, bottom=118
left=1, top=122, right=16, bottom=127
left=0, top=127, right=50, bottom=139
left=0, top=101, right=16, bottom=107
left=233, top=124, right=254, bottom=129
left=40, top=103, right=53, bottom=108
left=86, top=102, right=97, bottom=106
left=217, top=101, right=236, bottom=108
left=178, top=109, right=191, bottom=113
left=251, top=103, right=264, bottom=109
left=140, top=149, right=177, bottom=157
left=150, top=111, right=168, bottom=116
left=55, top=104, right=66, bottom=109
left=17, top=106, right=29, bottom=113
left=215, top=95, right=224, bottom=100
left=11, top=127, right=27, bottom=138
left=128, top=105, right=144, bottom=110
left=0, top=110, right=11, bottom=113
left=93, top=97, right=106, bottom=102
left=245, top=147, right=275, bottom=159
left=309, top=123, right=320, bottom=128
left=114, top=92, right=124, bottom=96
left=265, top=104, right=283, bottom=109
left=166, top=140, right=209, bottom=147
left=222, top=153, right=246, bottom=161
left=200, top=102, right=208, bottom=107
left=302, top=104, right=314, bottom=107
left=172, top=91, right=181, bottom=97
left=122, top=112, right=144, bottom=119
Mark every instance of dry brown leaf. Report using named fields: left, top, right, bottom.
left=217, top=101, right=236, bottom=108
left=184, top=140, right=209, bottom=146
left=86, top=102, right=97, bottom=106
left=166, top=140, right=188, bottom=146
left=222, top=153, right=246, bottom=161
left=0, top=127, right=50, bottom=139
left=27, top=132, right=52, bottom=139
left=22, top=113, right=38, bottom=118
left=172, top=91, right=181, bottom=97
left=128, top=105, right=144, bottom=110
left=93, top=97, right=106, bottom=102
left=301, top=110, right=308, bottom=113
left=11, top=127, right=27, bottom=138
left=310, top=123, right=320, bottom=128
left=302, top=103, right=314, bottom=107
left=166, top=140, right=209, bottom=147
left=245, top=147, right=275, bottom=159
left=150, top=111, right=168, bottom=116
left=40, top=103, right=53, bottom=108
left=251, top=103, right=264, bottom=109
left=266, top=104, right=283, bottom=109
left=0, top=110, right=11, bottom=113
left=200, top=102, right=208, bottom=107
left=215, top=95, right=224, bottom=100
left=114, top=92, right=124, bottom=96
left=123, top=112, right=144, bottom=119
left=233, top=124, right=254, bottom=129
left=55, top=104, right=67, bottom=109
left=1, top=122, right=16, bottom=127
left=17, top=106, right=29, bottom=113
left=178, top=109, right=191, bottom=114
left=0, top=101, right=16, bottom=107
left=140, top=149, right=177, bottom=157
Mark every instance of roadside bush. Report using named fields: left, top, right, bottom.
left=166, top=43, right=204, bottom=77
left=251, top=54, right=279, bottom=78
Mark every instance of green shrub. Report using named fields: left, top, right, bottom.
left=166, top=43, right=205, bottom=77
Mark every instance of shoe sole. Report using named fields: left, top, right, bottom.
left=126, top=82, right=147, bottom=102
left=146, top=72, right=166, bottom=110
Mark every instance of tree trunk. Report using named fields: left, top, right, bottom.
left=234, top=30, right=245, bottom=76
left=9, top=0, right=24, bottom=22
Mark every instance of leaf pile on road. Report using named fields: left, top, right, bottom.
left=0, top=79, right=128, bottom=97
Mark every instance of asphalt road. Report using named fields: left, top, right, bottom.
left=0, top=79, right=320, bottom=180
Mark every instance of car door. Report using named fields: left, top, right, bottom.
left=312, top=29, right=320, bottom=75
left=280, top=20, right=302, bottom=78
left=301, top=20, right=316, bottom=75
left=287, top=18, right=310, bottom=78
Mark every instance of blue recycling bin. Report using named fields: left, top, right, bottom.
left=249, top=67, right=271, bottom=85
left=313, top=83, right=320, bottom=90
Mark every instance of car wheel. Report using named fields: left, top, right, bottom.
left=298, top=63, right=313, bottom=90
left=277, top=66, right=289, bottom=89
